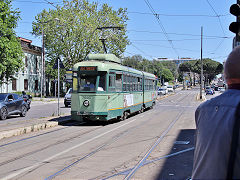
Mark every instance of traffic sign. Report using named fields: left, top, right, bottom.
left=53, top=57, right=65, bottom=69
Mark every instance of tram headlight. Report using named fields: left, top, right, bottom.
left=83, top=100, right=90, bottom=107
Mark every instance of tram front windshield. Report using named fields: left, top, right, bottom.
left=78, top=73, right=106, bottom=92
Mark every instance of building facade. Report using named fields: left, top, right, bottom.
left=0, top=37, right=42, bottom=95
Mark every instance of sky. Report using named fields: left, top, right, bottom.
left=12, top=0, right=236, bottom=63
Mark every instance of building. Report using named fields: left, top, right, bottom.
left=156, top=57, right=196, bottom=66
left=0, top=37, right=42, bottom=95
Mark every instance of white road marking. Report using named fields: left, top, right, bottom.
left=1, top=118, right=139, bottom=180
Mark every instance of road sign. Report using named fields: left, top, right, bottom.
left=53, top=57, right=65, bottom=69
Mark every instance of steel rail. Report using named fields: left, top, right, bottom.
left=102, top=147, right=194, bottom=180
left=44, top=111, right=156, bottom=180
left=123, top=110, right=184, bottom=180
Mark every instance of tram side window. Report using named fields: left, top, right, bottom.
left=129, top=76, right=133, bottom=91
left=116, top=74, right=122, bottom=92
left=144, top=79, right=148, bottom=91
left=150, top=80, right=153, bottom=90
left=98, top=74, right=106, bottom=91
left=123, top=74, right=127, bottom=92
left=127, top=75, right=130, bottom=91
left=140, top=78, right=143, bottom=91
left=134, top=77, right=138, bottom=91
left=109, top=74, right=116, bottom=92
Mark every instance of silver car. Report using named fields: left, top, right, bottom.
left=64, top=88, right=72, bottom=107
left=158, top=88, right=167, bottom=95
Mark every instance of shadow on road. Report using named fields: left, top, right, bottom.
left=155, top=129, right=195, bottom=180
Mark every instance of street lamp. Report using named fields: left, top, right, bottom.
left=41, top=18, right=60, bottom=98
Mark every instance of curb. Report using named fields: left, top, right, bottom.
left=0, top=116, right=71, bottom=140
left=157, top=92, right=175, bottom=101
left=196, top=93, right=206, bottom=102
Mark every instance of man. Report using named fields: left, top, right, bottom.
left=192, top=46, right=240, bottom=179
left=84, top=80, right=95, bottom=90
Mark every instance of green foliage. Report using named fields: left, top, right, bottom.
left=161, top=67, right=174, bottom=82
left=0, top=0, right=24, bottom=85
left=179, top=58, right=223, bottom=82
left=122, top=55, right=175, bottom=83
left=32, top=0, right=129, bottom=79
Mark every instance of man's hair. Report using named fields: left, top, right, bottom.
left=225, top=46, right=240, bottom=80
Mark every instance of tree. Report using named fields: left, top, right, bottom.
left=122, top=55, right=176, bottom=84
left=161, top=68, right=174, bottom=82
left=32, top=0, right=129, bottom=71
left=179, top=59, right=223, bottom=84
left=0, top=0, right=24, bottom=89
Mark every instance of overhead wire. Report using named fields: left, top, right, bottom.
left=127, top=29, right=232, bottom=39
left=206, top=0, right=225, bottom=36
left=131, top=37, right=226, bottom=42
left=144, top=0, right=179, bottom=57
left=131, top=43, right=154, bottom=59
left=12, top=0, right=63, bottom=5
left=132, top=41, right=214, bottom=54
left=43, top=0, right=59, bottom=8
left=128, top=11, right=230, bottom=18
left=205, top=0, right=227, bottom=56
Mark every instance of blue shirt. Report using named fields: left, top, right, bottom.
left=192, top=89, right=240, bottom=179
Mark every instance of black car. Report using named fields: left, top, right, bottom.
left=0, top=93, right=28, bottom=120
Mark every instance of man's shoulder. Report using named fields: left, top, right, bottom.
left=199, top=89, right=240, bottom=109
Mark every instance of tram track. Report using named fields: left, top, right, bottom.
left=0, top=123, right=101, bottom=168
left=121, top=91, right=195, bottom=179
left=43, top=107, right=169, bottom=180
left=91, top=110, right=185, bottom=180
left=0, top=90, right=198, bottom=180
left=0, top=121, right=84, bottom=148
left=44, top=91, right=194, bottom=179
left=42, top=91, right=195, bottom=180
left=93, top=91, right=196, bottom=179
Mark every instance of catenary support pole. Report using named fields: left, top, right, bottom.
left=58, top=57, right=60, bottom=116
left=200, top=26, right=203, bottom=99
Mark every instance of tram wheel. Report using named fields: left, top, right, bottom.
left=140, top=106, right=144, bottom=113
left=122, top=111, right=128, bottom=120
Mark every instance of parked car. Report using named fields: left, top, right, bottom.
left=167, top=85, right=174, bottom=92
left=205, top=86, right=215, bottom=94
left=206, top=88, right=214, bottom=95
left=162, top=86, right=168, bottom=94
left=158, top=88, right=167, bottom=95
left=219, top=87, right=226, bottom=93
left=64, top=88, right=72, bottom=107
left=0, top=93, right=28, bottom=120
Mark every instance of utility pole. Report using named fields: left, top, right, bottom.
left=40, top=18, right=60, bottom=98
left=200, top=26, right=203, bottom=99
left=58, top=57, right=60, bottom=116
left=41, top=25, right=44, bottom=98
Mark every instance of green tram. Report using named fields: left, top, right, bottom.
left=71, top=54, right=157, bottom=122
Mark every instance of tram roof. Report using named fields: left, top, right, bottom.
left=86, top=54, right=122, bottom=64
left=73, top=54, right=156, bottom=79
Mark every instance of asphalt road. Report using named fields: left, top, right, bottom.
left=0, top=99, right=70, bottom=126
left=0, top=88, right=212, bottom=180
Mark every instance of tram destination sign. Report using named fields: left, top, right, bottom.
left=79, top=66, right=97, bottom=72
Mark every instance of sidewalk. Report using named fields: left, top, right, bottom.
left=32, top=97, right=64, bottom=102
left=0, top=114, right=71, bottom=141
